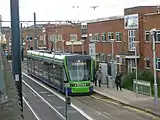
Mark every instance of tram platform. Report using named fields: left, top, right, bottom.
left=94, top=84, right=160, bottom=117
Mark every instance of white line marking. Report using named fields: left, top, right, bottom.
left=39, top=91, right=49, bottom=94
left=22, top=79, right=66, bottom=120
left=22, top=72, right=94, bottom=120
left=29, top=90, right=37, bottom=96
left=23, top=97, right=41, bottom=120
left=47, top=94, right=55, bottom=97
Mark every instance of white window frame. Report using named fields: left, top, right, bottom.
left=116, top=32, right=122, bottom=42
left=156, top=30, right=160, bottom=42
left=145, top=60, right=150, bottom=69
left=100, top=53, right=107, bottom=62
left=128, top=30, right=135, bottom=51
left=101, top=32, right=107, bottom=42
left=70, top=34, right=77, bottom=41
left=156, top=58, right=160, bottom=71
left=39, top=36, right=43, bottom=41
left=145, top=31, right=150, bottom=42
left=108, top=32, right=114, bottom=42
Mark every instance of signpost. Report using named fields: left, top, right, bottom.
left=64, top=84, right=71, bottom=120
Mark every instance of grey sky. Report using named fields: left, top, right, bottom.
left=0, top=0, right=160, bottom=26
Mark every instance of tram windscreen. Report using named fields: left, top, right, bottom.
left=67, top=59, right=91, bottom=81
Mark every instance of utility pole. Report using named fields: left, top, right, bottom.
left=20, top=23, right=24, bottom=61
left=111, top=39, right=115, bottom=88
left=33, top=12, right=37, bottom=49
left=134, top=41, right=139, bottom=97
left=150, top=28, right=158, bottom=111
left=10, top=0, right=23, bottom=117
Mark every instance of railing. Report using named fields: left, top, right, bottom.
left=0, top=47, right=23, bottom=120
left=133, top=79, right=152, bottom=96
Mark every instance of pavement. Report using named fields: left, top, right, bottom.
left=0, top=50, right=23, bottom=120
left=94, top=84, right=160, bottom=117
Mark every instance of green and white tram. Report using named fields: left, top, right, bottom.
left=26, top=50, right=94, bottom=94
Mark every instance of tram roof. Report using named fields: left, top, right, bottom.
left=27, top=50, right=89, bottom=60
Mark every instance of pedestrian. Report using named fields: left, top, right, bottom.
left=95, top=68, right=103, bottom=87
left=93, top=69, right=97, bottom=86
left=115, top=72, right=122, bottom=91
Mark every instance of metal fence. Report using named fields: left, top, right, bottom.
left=133, top=79, right=152, bottom=96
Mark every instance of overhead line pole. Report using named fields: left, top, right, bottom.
left=10, top=0, right=23, bottom=118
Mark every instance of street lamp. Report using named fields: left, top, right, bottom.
left=81, top=39, right=85, bottom=55
left=133, top=41, right=139, bottom=97
left=150, top=28, right=158, bottom=110
left=110, top=39, right=115, bottom=87
left=71, top=40, right=74, bottom=53
left=61, top=40, right=65, bottom=53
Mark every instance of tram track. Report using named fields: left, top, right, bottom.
left=21, top=61, right=160, bottom=120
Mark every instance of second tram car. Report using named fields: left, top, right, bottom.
left=26, top=50, right=94, bottom=95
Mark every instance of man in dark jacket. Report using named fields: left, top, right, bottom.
left=115, top=72, right=122, bottom=91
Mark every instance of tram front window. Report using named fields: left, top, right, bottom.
left=68, top=60, right=90, bottom=81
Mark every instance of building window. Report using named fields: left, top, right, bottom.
left=100, top=53, right=107, bottom=62
left=108, top=32, right=114, bottom=42
left=40, top=36, right=43, bottom=41
left=145, top=60, right=150, bottom=69
left=156, top=58, right=160, bottom=70
left=145, top=31, right=150, bottom=42
left=70, top=34, right=77, bottom=41
left=128, top=30, right=135, bottom=51
left=101, top=33, right=106, bottom=42
left=156, top=30, right=160, bottom=42
left=92, top=33, right=100, bottom=41
left=116, top=32, right=122, bottom=41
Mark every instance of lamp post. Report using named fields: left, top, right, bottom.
left=150, top=28, right=158, bottom=111
left=61, top=40, right=65, bottom=53
left=71, top=40, right=74, bottom=53
left=133, top=41, right=139, bottom=97
left=110, top=39, right=115, bottom=87
left=81, top=39, right=85, bottom=55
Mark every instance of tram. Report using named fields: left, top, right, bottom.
left=26, top=50, right=94, bottom=95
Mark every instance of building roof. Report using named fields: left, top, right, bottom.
left=83, top=15, right=124, bottom=24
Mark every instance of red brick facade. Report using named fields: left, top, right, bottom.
left=3, top=5, right=160, bottom=77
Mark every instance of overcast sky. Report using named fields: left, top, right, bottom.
left=0, top=0, right=160, bottom=26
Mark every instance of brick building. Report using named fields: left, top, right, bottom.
left=86, top=5, right=160, bottom=76
left=44, top=23, right=85, bottom=54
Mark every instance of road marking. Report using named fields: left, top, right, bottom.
left=56, top=106, right=65, bottom=109
left=29, top=90, right=37, bottom=96
left=23, top=97, right=41, bottom=120
left=39, top=91, right=49, bottom=94
left=22, top=72, right=94, bottom=120
left=22, top=80, right=66, bottom=120
left=47, top=94, right=55, bottom=97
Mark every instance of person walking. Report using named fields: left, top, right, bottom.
left=95, top=68, right=103, bottom=88
left=115, top=72, right=122, bottom=91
